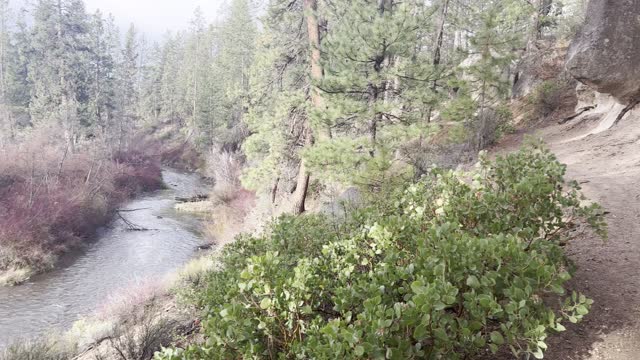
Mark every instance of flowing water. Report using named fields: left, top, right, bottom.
left=0, top=169, right=208, bottom=347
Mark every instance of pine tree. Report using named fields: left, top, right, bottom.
left=0, top=0, right=11, bottom=146
left=218, top=0, right=256, bottom=126
left=5, top=12, right=31, bottom=123
left=87, top=10, right=117, bottom=135
left=303, top=0, right=435, bottom=185
left=28, top=0, right=92, bottom=147
left=182, top=7, right=212, bottom=144
left=119, top=24, right=139, bottom=120
left=290, top=0, right=324, bottom=214
left=462, top=0, right=532, bottom=149
left=241, top=0, right=310, bottom=199
left=138, top=41, right=163, bottom=122
left=158, top=32, right=185, bottom=123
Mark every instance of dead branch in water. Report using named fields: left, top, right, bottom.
left=175, top=194, right=209, bottom=203
left=115, top=211, right=149, bottom=231
left=116, top=208, right=150, bottom=212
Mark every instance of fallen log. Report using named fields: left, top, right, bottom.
left=175, top=194, right=209, bottom=203
left=197, top=243, right=214, bottom=250
left=115, top=207, right=150, bottom=212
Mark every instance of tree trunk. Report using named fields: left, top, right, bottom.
left=426, top=0, right=450, bottom=123
left=291, top=132, right=312, bottom=215
left=432, top=0, right=449, bottom=71
left=292, top=169, right=311, bottom=214
left=366, top=0, right=388, bottom=156
left=476, top=79, right=487, bottom=151
left=535, top=0, right=553, bottom=39
left=367, top=82, right=380, bottom=157
left=291, top=0, right=324, bottom=215
left=271, top=177, right=280, bottom=204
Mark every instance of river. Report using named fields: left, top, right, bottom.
left=0, top=169, right=208, bottom=347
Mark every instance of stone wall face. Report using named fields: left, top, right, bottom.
left=566, top=0, right=640, bottom=104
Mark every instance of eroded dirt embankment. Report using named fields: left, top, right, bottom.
left=495, top=108, right=640, bottom=360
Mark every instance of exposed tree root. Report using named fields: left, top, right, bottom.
left=558, top=105, right=597, bottom=124
left=612, top=99, right=640, bottom=127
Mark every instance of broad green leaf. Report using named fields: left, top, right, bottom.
left=260, top=298, right=272, bottom=310
left=490, top=331, right=504, bottom=345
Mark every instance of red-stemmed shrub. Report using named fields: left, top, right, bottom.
left=0, top=126, right=164, bottom=283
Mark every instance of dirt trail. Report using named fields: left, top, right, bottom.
left=495, top=111, right=640, bottom=359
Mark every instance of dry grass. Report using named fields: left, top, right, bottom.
left=178, top=256, right=216, bottom=285
left=175, top=200, right=215, bottom=213
left=173, top=147, right=258, bottom=246
left=67, top=318, right=116, bottom=350
left=203, top=205, right=244, bottom=246
left=204, top=189, right=256, bottom=246
left=104, top=301, right=179, bottom=360
left=0, top=267, right=33, bottom=287
left=0, top=338, right=74, bottom=360
left=69, top=294, right=189, bottom=360
left=94, top=279, right=168, bottom=322
left=205, top=149, right=243, bottom=189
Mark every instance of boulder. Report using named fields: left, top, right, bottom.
left=321, top=187, right=362, bottom=220
left=566, top=0, right=640, bottom=104
left=513, top=40, right=570, bottom=99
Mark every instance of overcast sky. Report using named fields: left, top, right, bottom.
left=83, top=0, right=228, bottom=39
left=11, top=0, right=238, bottom=41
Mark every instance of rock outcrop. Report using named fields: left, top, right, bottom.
left=513, top=40, right=570, bottom=99
left=567, top=0, right=640, bottom=104
left=566, top=0, right=640, bottom=104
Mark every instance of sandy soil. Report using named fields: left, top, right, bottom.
left=493, top=108, right=640, bottom=359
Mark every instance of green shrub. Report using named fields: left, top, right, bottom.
left=157, top=141, right=605, bottom=360
left=528, top=79, right=575, bottom=121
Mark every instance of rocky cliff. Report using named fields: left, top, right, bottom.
left=566, top=0, right=640, bottom=104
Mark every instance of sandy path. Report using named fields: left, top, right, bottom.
left=495, top=110, right=640, bottom=359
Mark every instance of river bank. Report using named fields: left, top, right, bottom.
left=0, top=132, right=166, bottom=286
left=0, top=120, right=207, bottom=287
left=0, top=169, right=209, bottom=348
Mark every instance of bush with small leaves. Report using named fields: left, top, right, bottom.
left=529, top=79, right=576, bottom=121
left=156, top=141, right=605, bottom=360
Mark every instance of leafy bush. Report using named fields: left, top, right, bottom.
left=528, top=79, right=576, bottom=121
left=157, top=142, right=605, bottom=359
